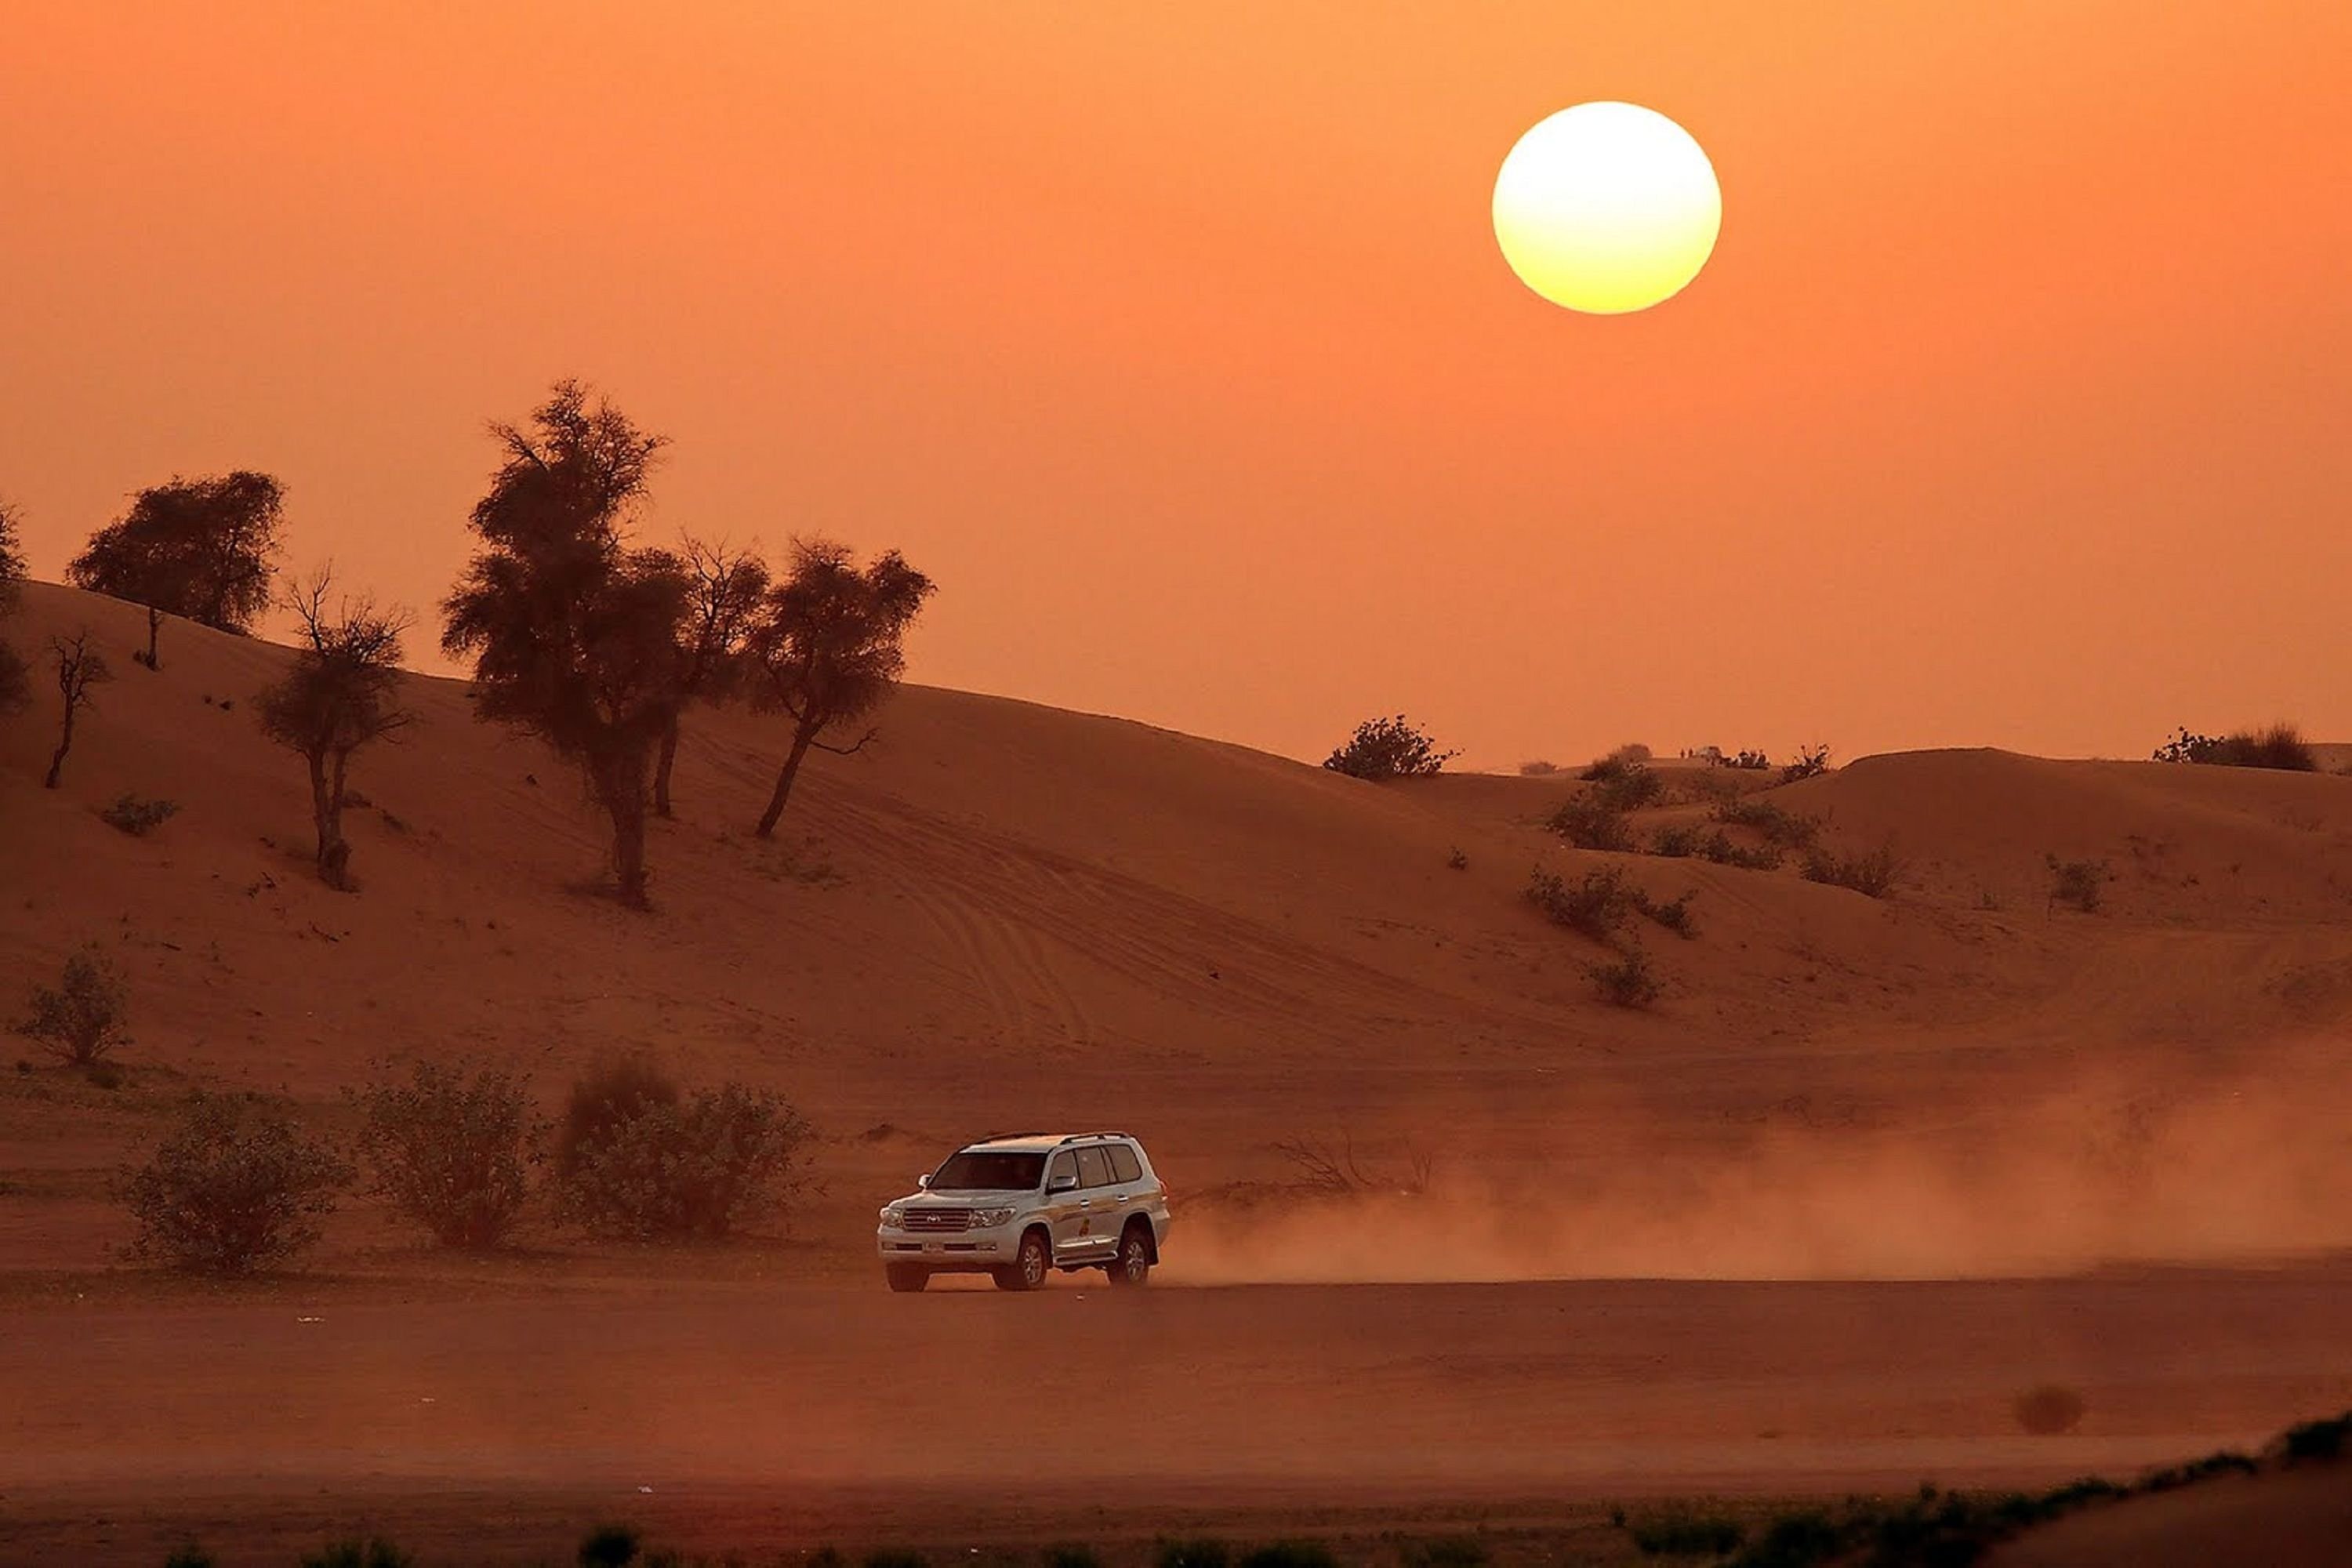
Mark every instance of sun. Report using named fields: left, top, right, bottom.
left=1492, top=102, right=1722, bottom=315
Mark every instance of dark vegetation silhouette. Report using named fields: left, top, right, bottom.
left=65, top=470, right=284, bottom=670
left=2154, top=723, right=2318, bottom=771
left=42, top=627, right=110, bottom=788
left=1780, top=743, right=1832, bottom=782
left=1802, top=841, right=1904, bottom=898
left=744, top=538, right=935, bottom=837
left=100, top=793, right=179, bottom=835
left=352, top=1059, right=541, bottom=1249
left=1323, top=714, right=1458, bottom=780
left=16, top=943, right=132, bottom=1069
left=441, top=381, right=691, bottom=908
left=2045, top=854, right=2110, bottom=914
left=553, top=1059, right=815, bottom=1240
left=655, top=535, right=771, bottom=818
left=256, top=570, right=416, bottom=889
left=0, top=497, right=28, bottom=713
left=122, top=1094, right=353, bottom=1274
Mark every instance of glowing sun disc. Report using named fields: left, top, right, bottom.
left=1493, top=102, right=1722, bottom=314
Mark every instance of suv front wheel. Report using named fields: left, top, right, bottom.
left=1109, top=1220, right=1152, bottom=1287
left=994, top=1227, right=1052, bottom=1291
left=884, top=1263, right=930, bottom=1294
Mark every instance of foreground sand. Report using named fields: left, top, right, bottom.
left=5, top=1267, right=2350, bottom=1564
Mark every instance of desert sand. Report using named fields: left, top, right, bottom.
left=4, top=579, right=2350, bottom=1563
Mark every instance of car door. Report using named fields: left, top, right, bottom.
left=1103, top=1140, right=1148, bottom=1236
left=1044, top=1149, right=1087, bottom=1262
left=1067, top=1144, right=1118, bottom=1260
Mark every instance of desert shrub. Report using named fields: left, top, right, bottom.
left=1517, top=759, right=1559, bottom=776
left=555, top=1057, right=681, bottom=1182
left=1446, top=845, right=1468, bottom=870
left=1726, top=748, right=1773, bottom=771
left=1650, top=822, right=1703, bottom=858
left=2155, top=724, right=2318, bottom=771
left=2012, top=1383, right=2087, bottom=1435
left=1526, top=866, right=1639, bottom=942
left=1546, top=795, right=1635, bottom=851
left=1779, top=745, right=1831, bottom=782
left=1588, top=946, right=1662, bottom=1008
left=101, top=793, right=180, bottom=836
left=2045, top=855, right=2110, bottom=914
left=2141, top=1450, right=2256, bottom=1490
left=1704, top=832, right=1784, bottom=871
left=17, top=943, right=132, bottom=1067
left=1158, top=1541, right=1231, bottom=1568
left=1627, top=1504, right=1744, bottom=1555
left=1047, top=1548, right=1105, bottom=1568
left=1323, top=715, right=1459, bottom=780
left=578, top=1523, right=642, bottom=1566
left=123, top=1095, right=353, bottom=1275
left=2280, top=1410, right=2351, bottom=1462
left=300, top=1541, right=413, bottom=1568
left=1238, top=1545, right=1337, bottom=1568
left=1713, top=797, right=1821, bottom=849
left=1640, top=890, right=1699, bottom=939
left=1728, top=1508, right=1839, bottom=1567
left=163, top=1543, right=216, bottom=1568
left=1802, top=843, right=1903, bottom=898
left=1579, top=754, right=1667, bottom=810
left=353, top=1059, right=542, bottom=1248
left=558, top=1081, right=816, bottom=1240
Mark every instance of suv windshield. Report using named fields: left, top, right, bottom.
left=929, top=1150, right=1046, bottom=1192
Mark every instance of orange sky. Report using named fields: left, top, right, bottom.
left=3, top=2, right=2347, bottom=768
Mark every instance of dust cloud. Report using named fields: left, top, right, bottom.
left=1166, top=1045, right=2352, bottom=1285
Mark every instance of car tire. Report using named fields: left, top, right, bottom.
left=1109, top=1220, right=1152, bottom=1287
left=884, top=1263, right=930, bottom=1294
left=994, top=1227, right=1052, bottom=1291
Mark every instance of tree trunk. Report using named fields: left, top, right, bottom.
left=144, top=607, right=162, bottom=671
left=652, top=710, right=681, bottom=819
left=311, top=748, right=350, bottom=889
left=610, top=793, right=650, bottom=908
left=44, top=703, right=75, bottom=788
left=754, top=721, right=820, bottom=839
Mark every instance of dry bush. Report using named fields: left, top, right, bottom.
left=1641, top=890, right=1700, bottom=939
left=554, top=1056, right=681, bottom=1182
left=1802, top=842, right=1904, bottom=898
left=1323, top=714, right=1460, bottom=781
left=2013, top=1384, right=2087, bottom=1436
left=1546, top=795, right=1635, bottom=851
left=2154, top=724, right=2318, bottom=771
left=353, top=1059, right=543, bottom=1248
left=1516, top=759, right=1559, bottom=776
left=557, top=1080, right=816, bottom=1240
left=1713, top=797, right=1822, bottom=849
left=1526, top=866, right=1639, bottom=941
left=2045, top=855, right=2111, bottom=914
left=122, top=1095, right=352, bottom=1274
left=1577, top=754, right=1667, bottom=810
left=17, top=944, right=131, bottom=1067
left=1588, top=946, right=1662, bottom=1008
left=1651, top=822, right=1782, bottom=870
left=1272, top=1131, right=1433, bottom=1197
left=100, top=793, right=179, bottom=836
left=1780, top=743, right=1832, bottom=782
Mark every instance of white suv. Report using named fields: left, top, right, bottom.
left=877, top=1132, right=1173, bottom=1292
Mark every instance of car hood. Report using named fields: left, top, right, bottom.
left=890, top=1187, right=1034, bottom=1206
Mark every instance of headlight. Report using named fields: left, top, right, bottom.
left=881, top=1203, right=906, bottom=1226
left=970, top=1206, right=1015, bottom=1229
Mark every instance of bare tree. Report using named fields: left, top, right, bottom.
left=43, top=629, right=110, bottom=788
left=743, top=539, right=934, bottom=838
left=654, top=536, right=771, bottom=818
left=66, top=471, right=285, bottom=670
left=441, top=380, right=689, bottom=908
left=256, top=569, right=416, bottom=889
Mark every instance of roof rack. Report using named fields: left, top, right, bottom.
left=1057, top=1131, right=1132, bottom=1144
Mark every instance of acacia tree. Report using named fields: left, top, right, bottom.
left=44, top=629, right=111, bottom=788
left=441, top=381, right=689, bottom=908
left=0, top=498, right=27, bottom=713
left=256, top=571, right=416, bottom=889
left=742, top=539, right=934, bottom=838
left=654, top=536, right=771, bottom=818
left=65, top=471, right=285, bottom=670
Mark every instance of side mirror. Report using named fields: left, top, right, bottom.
left=1048, top=1174, right=1079, bottom=1194
left=916, top=1174, right=931, bottom=1189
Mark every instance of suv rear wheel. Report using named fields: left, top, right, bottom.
left=884, top=1263, right=930, bottom=1293
left=993, top=1227, right=1052, bottom=1291
left=1109, top=1219, right=1152, bottom=1287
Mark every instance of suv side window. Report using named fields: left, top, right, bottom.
left=1075, top=1145, right=1112, bottom=1188
left=1047, top=1152, right=1078, bottom=1189
left=1106, top=1144, right=1142, bottom=1185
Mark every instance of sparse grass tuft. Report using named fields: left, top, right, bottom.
left=1802, top=843, right=1903, bottom=898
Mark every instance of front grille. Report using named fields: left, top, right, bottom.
left=900, top=1207, right=971, bottom=1234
